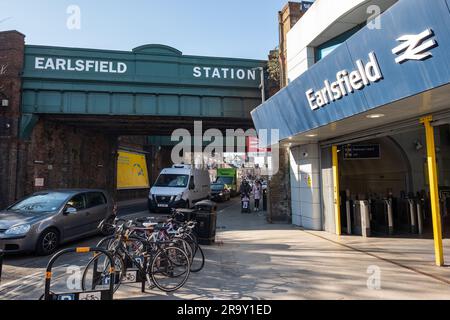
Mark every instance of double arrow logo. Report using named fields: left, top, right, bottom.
left=392, top=29, right=438, bottom=64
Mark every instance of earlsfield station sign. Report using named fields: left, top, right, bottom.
left=306, top=52, right=383, bottom=111
left=34, top=56, right=257, bottom=81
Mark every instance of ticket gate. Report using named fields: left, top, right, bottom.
left=343, top=193, right=427, bottom=237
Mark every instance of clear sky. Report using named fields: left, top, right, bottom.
left=1, top=0, right=295, bottom=60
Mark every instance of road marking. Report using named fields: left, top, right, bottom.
left=0, top=264, right=73, bottom=299
left=0, top=270, right=44, bottom=290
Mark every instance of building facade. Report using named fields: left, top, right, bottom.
left=252, top=0, right=450, bottom=266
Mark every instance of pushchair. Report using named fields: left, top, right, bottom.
left=241, top=193, right=251, bottom=213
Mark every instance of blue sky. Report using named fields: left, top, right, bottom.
left=1, top=0, right=295, bottom=60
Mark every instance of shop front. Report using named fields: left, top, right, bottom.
left=251, top=0, right=450, bottom=266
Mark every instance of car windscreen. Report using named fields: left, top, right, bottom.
left=154, top=174, right=189, bottom=188
left=7, top=192, right=69, bottom=214
left=216, top=176, right=234, bottom=185
left=211, top=183, right=225, bottom=191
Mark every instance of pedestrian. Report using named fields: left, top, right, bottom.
left=240, top=179, right=251, bottom=213
left=252, top=180, right=262, bottom=211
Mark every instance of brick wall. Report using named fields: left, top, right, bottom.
left=17, top=119, right=118, bottom=201
left=278, top=2, right=308, bottom=87
left=267, top=147, right=291, bottom=223
left=0, top=31, right=25, bottom=209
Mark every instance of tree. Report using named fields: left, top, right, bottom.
left=267, top=49, right=280, bottom=83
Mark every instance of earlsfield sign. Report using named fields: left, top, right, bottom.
left=34, top=57, right=128, bottom=74
left=306, top=52, right=383, bottom=111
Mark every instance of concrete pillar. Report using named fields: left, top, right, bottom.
left=290, top=144, right=322, bottom=230
left=321, top=146, right=336, bottom=233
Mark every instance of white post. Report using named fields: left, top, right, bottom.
left=360, top=200, right=371, bottom=238
left=408, top=199, right=417, bottom=233
left=385, top=199, right=394, bottom=235
left=346, top=200, right=352, bottom=235
left=417, top=202, right=424, bottom=235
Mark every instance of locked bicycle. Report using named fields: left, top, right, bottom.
left=81, top=219, right=191, bottom=293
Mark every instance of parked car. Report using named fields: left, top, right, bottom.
left=0, top=189, right=116, bottom=256
left=210, top=183, right=231, bottom=202
left=148, top=164, right=211, bottom=212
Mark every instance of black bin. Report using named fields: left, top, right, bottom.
left=193, top=200, right=218, bottom=245
left=0, top=249, right=4, bottom=283
left=174, top=209, right=196, bottom=223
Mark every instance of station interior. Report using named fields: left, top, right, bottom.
left=336, top=124, right=450, bottom=239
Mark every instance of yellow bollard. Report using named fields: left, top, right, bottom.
left=421, top=116, right=444, bottom=267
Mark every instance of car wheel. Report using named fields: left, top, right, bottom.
left=36, top=229, right=60, bottom=256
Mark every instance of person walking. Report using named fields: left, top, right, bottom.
left=252, top=180, right=262, bottom=212
left=240, top=179, right=251, bottom=213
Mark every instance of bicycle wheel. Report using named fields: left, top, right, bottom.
left=81, top=252, right=125, bottom=293
left=149, top=246, right=191, bottom=292
left=172, top=237, right=193, bottom=261
left=190, top=243, right=205, bottom=273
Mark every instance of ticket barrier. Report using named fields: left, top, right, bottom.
left=369, top=199, right=395, bottom=235
left=352, top=200, right=371, bottom=237
left=396, top=198, right=425, bottom=235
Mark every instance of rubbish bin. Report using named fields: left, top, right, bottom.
left=0, top=249, right=4, bottom=283
left=193, top=200, right=217, bottom=245
left=173, top=208, right=196, bottom=223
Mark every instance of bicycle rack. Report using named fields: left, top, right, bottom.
left=43, top=247, right=115, bottom=301
left=92, top=255, right=149, bottom=293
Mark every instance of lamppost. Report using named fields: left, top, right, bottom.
left=252, top=67, right=266, bottom=103
left=252, top=66, right=272, bottom=221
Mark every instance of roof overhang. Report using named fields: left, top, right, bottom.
left=252, top=0, right=450, bottom=147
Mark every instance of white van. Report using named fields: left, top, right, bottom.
left=148, top=164, right=211, bottom=212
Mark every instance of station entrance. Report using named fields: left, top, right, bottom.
left=334, top=123, right=450, bottom=240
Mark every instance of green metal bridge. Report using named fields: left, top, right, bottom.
left=20, top=44, right=266, bottom=139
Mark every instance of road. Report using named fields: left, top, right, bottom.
left=0, top=199, right=237, bottom=300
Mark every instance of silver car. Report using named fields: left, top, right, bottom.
left=0, top=189, right=116, bottom=255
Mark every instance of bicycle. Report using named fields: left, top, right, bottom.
left=81, top=219, right=191, bottom=293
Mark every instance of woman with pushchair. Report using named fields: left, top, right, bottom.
left=240, top=180, right=251, bottom=213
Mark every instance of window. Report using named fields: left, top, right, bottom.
left=189, top=176, right=195, bottom=190
left=216, top=176, right=234, bottom=185
left=315, top=24, right=365, bottom=62
left=154, top=174, right=189, bottom=188
left=7, top=192, right=68, bottom=214
left=67, top=194, right=86, bottom=210
left=86, top=192, right=107, bottom=208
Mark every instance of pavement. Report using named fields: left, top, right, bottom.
left=1, top=197, right=450, bottom=300
left=115, top=199, right=450, bottom=300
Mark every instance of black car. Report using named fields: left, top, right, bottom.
left=210, top=183, right=231, bottom=202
